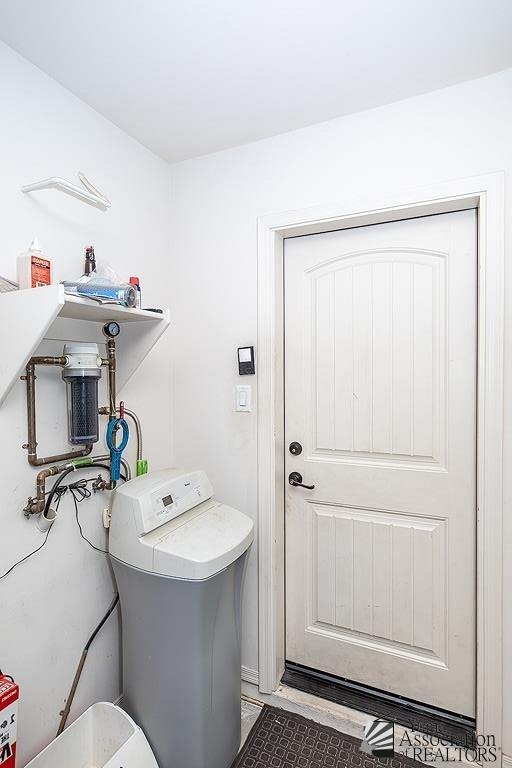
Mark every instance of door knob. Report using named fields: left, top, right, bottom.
left=288, top=472, right=315, bottom=490
left=289, top=441, right=303, bottom=455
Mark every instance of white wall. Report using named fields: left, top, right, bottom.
left=169, top=70, right=512, bottom=749
left=0, top=43, right=172, bottom=764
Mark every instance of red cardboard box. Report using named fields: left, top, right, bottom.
left=0, top=676, right=18, bottom=767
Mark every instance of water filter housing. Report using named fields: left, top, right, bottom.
left=62, top=343, right=102, bottom=444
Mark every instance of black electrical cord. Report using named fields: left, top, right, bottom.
left=56, top=592, right=120, bottom=736
left=70, top=480, right=108, bottom=553
left=43, top=463, right=113, bottom=517
left=1, top=465, right=125, bottom=580
left=45, top=463, right=126, bottom=552
left=0, top=487, right=73, bottom=580
left=0, top=527, right=53, bottom=580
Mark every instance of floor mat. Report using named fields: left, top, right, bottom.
left=232, top=705, right=421, bottom=768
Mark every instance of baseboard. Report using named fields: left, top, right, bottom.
left=242, top=665, right=259, bottom=685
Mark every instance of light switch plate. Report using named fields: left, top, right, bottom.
left=236, top=384, right=252, bottom=412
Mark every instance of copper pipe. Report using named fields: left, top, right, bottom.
left=31, top=356, right=67, bottom=366
left=100, top=338, right=117, bottom=420
left=23, top=461, right=72, bottom=516
left=29, top=447, right=93, bottom=468
left=28, top=464, right=67, bottom=515
left=104, top=338, right=117, bottom=490
left=24, top=341, right=121, bottom=512
left=106, top=338, right=116, bottom=420
left=24, top=359, right=93, bottom=467
left=27, top=453, right=130, bottom=516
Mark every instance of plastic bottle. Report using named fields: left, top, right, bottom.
left=129, top=276, right=142, bottom=308
left=84, top=245, right=96, bottom=276
left=17, top=237, right=52, bottom=289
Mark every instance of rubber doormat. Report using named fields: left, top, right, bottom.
left=232, top=705, right=422, bottom=768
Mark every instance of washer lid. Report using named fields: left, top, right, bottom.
left=144, top=501, right=253, bottom=580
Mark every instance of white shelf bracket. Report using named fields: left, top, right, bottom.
left=21, top=177, right=111, bottom=211
left=0, top=285, right=169, bottom=407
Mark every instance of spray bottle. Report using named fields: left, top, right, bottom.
left=17, top=238, right=52, bottom=289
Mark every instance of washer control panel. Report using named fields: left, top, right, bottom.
left=149, top=473, right=209, bottom=526
left=115, top=469, right=214, bottom=535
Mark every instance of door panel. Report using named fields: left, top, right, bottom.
left=310, top=252, right=445, bottom=465
left=309, top=505, right=445, bottom=659
left=285, top=211, right=476, bottom=716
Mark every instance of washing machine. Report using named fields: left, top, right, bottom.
left=109, top=468, right=254, bottom=768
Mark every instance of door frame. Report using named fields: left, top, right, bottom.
left=256, top=173, right=504, bottom=751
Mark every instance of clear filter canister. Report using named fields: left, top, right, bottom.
left=62, top=343, right=102, bottom=445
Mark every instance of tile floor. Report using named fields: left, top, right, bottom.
left=241, top=699, right=263, bottom=745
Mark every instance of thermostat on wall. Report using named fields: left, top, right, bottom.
left=238, top=346, right=255, bottom=375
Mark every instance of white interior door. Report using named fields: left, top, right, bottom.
left=284, top=210, right=476, bottom=716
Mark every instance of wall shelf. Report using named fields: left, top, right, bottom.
left=0, top=284, right=170, bottom=406
left=59, top=293, right=166, bottom=323
left=21, top=177, right=110, bottom=211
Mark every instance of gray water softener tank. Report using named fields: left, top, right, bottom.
left=108, top=469, right=254, bottom=768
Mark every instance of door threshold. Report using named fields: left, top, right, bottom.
left=283, top=662, right=475, bottom=748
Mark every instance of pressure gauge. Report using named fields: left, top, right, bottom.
left=103, top=321, right=121, bottom=338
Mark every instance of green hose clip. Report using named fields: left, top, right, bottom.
left=71, top=456, right=94, bottom=469
left=136, top=459, right=148, bottom=476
